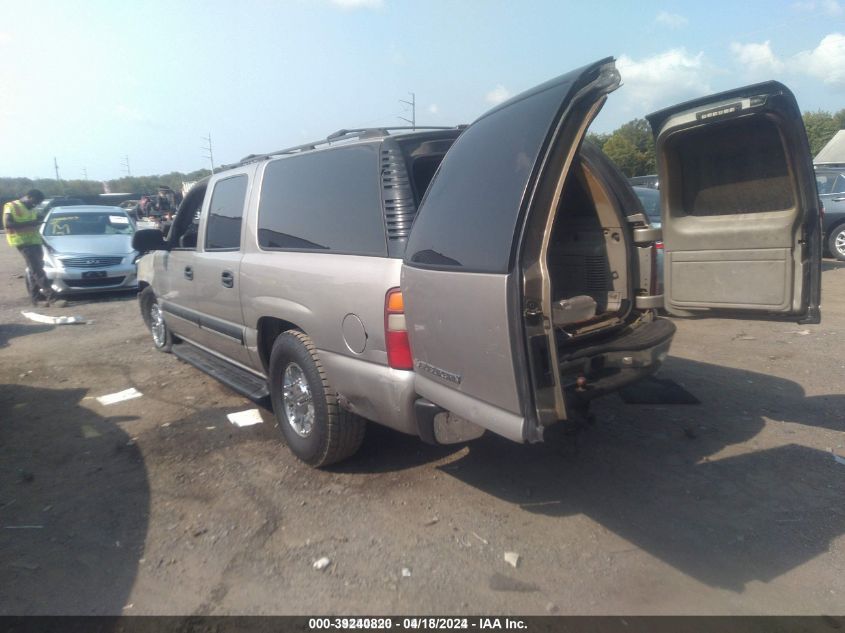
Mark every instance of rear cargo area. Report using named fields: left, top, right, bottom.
left=546, top=156, right=631, bottom=340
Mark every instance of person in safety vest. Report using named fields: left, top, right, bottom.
left=3, top=189, right=55, bottom=305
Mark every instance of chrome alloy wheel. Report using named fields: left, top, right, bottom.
left=282, top=362, right=314, bottom=438
left=150, top=302, right=167, bottom=348
left=836, top=229, right=845, bottom=258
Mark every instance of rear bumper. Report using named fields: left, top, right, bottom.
left=559, top=317, right=676, bottom=405
left=318, top=350, right=418, bottom=435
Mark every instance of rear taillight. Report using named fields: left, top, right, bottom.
left=655, top=240, right=664, bottom=250
left=385, top=288, right=413, bottom=370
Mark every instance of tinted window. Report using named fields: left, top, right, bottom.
left=206, top=175, right=247, bottom=250
left=257, top=145, right=386, bottom=256
left=405, top=77, right=577, bottom=273
left=396, top=135, right=459, bottom=205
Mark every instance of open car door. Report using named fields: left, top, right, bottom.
left=648, top=82, right=822, bottom=324
left=402, top=59, right=620, bottom=444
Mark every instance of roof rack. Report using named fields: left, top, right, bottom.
left=230, top=126, right=461, bottom=169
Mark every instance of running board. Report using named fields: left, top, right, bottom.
left=172, top=343, right=271, bottom=406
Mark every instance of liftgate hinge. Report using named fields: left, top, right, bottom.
left=524, top=300, right=543, bottom=319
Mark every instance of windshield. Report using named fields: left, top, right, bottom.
left=44, top=211, right=134, bottom=236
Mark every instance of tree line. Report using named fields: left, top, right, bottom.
left=587, top=109, right=845, bottom=178
left=0, top=169, right=212, bottom=201
left=2, top=108, right=843, bottom=200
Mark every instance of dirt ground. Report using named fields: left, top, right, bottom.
left=1, top=241, right=843, bottom=616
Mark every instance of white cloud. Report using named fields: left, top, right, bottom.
left=728, top=32, right=845, bottom=88
left=791, top=32, right=845, bottom=87
left=824, top=0, right=844, bottom=14
left=730, top=40, right=784, bottom=73
left=792, top=0, right=842, bottom=14
left=655, top=11, right=688, bottom=28
left=616, top=48, right=711, bottom=110
left=329, top=0, right=383, bottom=8
left=485, top=84, right=511, bottom=105
left=0, top=32, right=11, bottom=45
left=428, top=104, right=439, bottom=114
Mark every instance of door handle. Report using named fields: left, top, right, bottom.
left=221, top=270, right=234, bottom=288
left=184, top=266, right=193, bottom=281
left=833, top=197, right=845, bottom=202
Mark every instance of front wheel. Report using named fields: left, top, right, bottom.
left=268, top=330, right=366, bottom=467
left=828, top=224, right=845, bottom=262
left=139, top=286, right=173, bottom=352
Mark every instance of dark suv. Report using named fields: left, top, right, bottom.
left=816, top=166, right=845, bottom=260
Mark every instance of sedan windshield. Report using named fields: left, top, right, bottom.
left=44, top=212, right=134, bottom=236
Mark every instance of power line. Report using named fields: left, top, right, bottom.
left=399, top=92, right=416, bottom=130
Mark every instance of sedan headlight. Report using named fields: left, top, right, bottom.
left=43, top=249, right=62, bottom=268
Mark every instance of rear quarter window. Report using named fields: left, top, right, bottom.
left=257, top=145, right=387, bottom=256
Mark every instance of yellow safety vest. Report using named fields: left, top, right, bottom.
left=3, top=200, right=42, bottom=247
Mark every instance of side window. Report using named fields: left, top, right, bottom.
left=206, top=175, right=248, bottom=251
left=257, top=145, right=386, bottom=256
left=834, top=175, right=845, bottom=194
left=816, top=174, right=833, bottom=195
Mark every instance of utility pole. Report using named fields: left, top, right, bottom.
left=53, top=157, right=65, bottom=194
left=202, top=133, right=215, bottom=174
left=121, top=155, right=131, bottom=177
left=399, top=92, right=415, bottom=130
left=82, top=167, right=88, bottom=181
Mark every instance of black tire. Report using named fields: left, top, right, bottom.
left=139, top=286, right=173, bottom=352
left=828, top=224, right=845, bottom=262
left=268, top=330, right=366, bottom=467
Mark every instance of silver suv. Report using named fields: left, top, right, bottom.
left=135, top=126, right=461, bottom=465
left=135, top=58, right=822, bottom=466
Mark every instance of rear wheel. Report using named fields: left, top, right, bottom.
left=139, top=286, right=173, bottom=352
left=268, top=330, right=366, bottom=467
left=828, top=224, right=845, bottom=262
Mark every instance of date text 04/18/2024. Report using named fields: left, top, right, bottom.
left=308, top=618, right=528, bottom=630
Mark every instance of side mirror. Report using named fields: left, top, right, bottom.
left=133, top=228, right=168, bottom=253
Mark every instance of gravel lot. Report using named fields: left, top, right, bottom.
left=1, top=242, right=843, bottom=615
